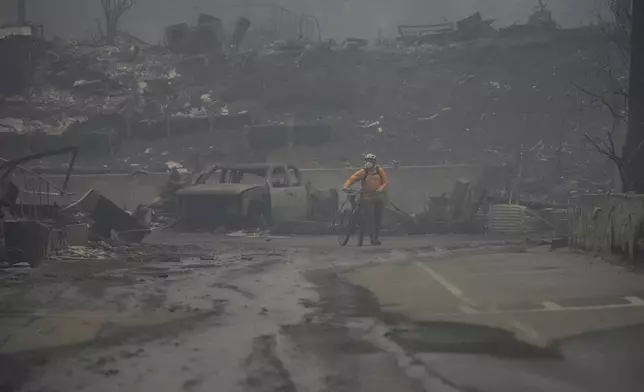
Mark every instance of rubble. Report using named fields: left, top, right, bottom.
left=232, top=17, right=251, bottom=52
left=0, top=146, right=147, bottom=265
left=0, top=147, right=80, bottom=266
left=52, top=244, right=117, bottom=260
left=3, top=220, right=51, bottom=267
left=65, top=223, right=89, bottom=246
left=0, top=12, right=617, bottom=204
left=63, top=189, right=150, bottom=243
left=500, top=1, right=559, bottom=36
left=165, top=14, right=226, bottom=55
left=397, top=12, right=496, bottom=46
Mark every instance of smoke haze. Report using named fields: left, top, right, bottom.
left=23, top=0, right=606, bottom=42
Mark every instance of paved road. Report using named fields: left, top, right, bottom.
left=1, top=234, right=643, bottom=391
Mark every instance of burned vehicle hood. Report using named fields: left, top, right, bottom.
left=176, top=183, right=263, bottom=196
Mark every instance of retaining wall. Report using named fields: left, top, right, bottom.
left=43, top=164, right=500, bottom=212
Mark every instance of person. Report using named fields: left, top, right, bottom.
left=343, top=154, right=389, bottom=245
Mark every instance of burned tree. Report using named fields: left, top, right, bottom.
left=100, top=0, right=136, bottom=45
left=623, top=0, right=644, bottom=192
left=581, top=0, right=644, bottom=192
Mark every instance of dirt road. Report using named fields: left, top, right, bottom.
left=2, top=233, right=644, bottom=392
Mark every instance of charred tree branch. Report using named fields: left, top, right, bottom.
left=100, top=0, right=136, bottom=45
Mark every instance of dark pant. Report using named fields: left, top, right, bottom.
left=361, top=198, right=383, bottom=242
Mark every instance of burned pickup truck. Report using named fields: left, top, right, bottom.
left=175, top=163, right=336, bottom=230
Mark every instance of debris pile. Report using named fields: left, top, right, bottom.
left=165, top=13, right=226, bottom=55
left=397, top=12, right=496, bottom=46
left=63, top=189, right=150, bottom=243
left=0, top=33, right=250, bottom=163
left=500, top=0, right=560, bottom=36
left=0, top=9, right=618, bottom=201
left=52, top=243, right=117, bottom=260
left=1, top=148, right=152, bottom=267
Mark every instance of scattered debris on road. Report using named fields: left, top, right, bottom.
left=52, top=244, right=117, bottom=260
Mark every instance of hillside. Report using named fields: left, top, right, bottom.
left=0, top=27, right=617, bottom=193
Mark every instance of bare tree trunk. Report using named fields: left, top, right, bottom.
left=101, top=0, right=136, bottom=45
left=106, top=20, right=117, bottom=45
left=623, top=0, right=644, bottom=192
left=616, top=0, right=632, bottom=26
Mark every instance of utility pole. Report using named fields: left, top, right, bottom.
left=624, top=0, right=644, bottom=192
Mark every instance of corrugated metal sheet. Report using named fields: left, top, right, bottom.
left=488, top=204, right=526, bottom=234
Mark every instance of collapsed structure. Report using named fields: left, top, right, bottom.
left=0, top=3, right=623, bottom=264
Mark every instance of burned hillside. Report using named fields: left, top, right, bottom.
left=0, top=26, right=616, bottom=191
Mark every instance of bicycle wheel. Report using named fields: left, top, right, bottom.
left=356, top=209, right=364, bottom=247
left=338, top=209, right=356, bottom=246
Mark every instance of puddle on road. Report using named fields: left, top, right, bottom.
left=335, top=262, right=560, bottom=359
left=389, top=322, right=559, bottom=358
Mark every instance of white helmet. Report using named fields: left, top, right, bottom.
left=365, top=153, right=377, bottom=161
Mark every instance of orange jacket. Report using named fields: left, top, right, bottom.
left=344, top=166, right=389, bottom=192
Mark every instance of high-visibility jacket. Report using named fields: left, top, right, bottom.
left=344, top=166, right=389, bottom=197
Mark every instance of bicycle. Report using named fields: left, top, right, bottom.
left=336, top=189, right=365, bottom=247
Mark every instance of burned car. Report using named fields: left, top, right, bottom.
left=176, top=163, right=309, bottom=230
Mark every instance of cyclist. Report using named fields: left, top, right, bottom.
left=342, top=153, right=389, bottom=245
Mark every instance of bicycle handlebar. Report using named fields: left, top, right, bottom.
left=343, top=188, right=383, bottom=195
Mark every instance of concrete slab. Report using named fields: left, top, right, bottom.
left=512, top=306, right=644, bottom=342
left=344, top=263, right=462, bottom=315
left=416, top=250, right=644, bottom=309
left=342, top=247, right=644, bottom=348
